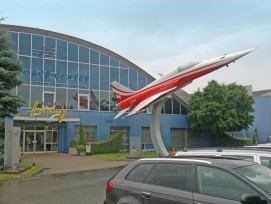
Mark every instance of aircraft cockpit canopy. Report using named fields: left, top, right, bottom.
left=177, top=61, right=200, bottom=72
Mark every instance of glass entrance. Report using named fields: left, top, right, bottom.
left=24, top=131, right=45, bottom=153
left=25, top=132, right=34, bottom=152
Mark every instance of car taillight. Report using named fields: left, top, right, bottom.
left=106, top=181, right=113, bottom=191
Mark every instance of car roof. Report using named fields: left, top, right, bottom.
left=138, top=157, right=256, bottom=169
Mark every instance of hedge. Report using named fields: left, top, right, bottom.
left=90, top=133, right=122, bottom=154
left=219, top=133, right=254, bottom=147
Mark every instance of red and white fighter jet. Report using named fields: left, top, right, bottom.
left=111, top=48, right=255, bottom=119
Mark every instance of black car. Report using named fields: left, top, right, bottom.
left=105, top=157, right=271, bottom=204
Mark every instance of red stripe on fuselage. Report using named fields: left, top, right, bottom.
left=118, top=61, right=228, bottom=110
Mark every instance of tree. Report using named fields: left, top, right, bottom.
left=0, top=19, right=24, bottom=167
left=188, top=80, right=254, bottom=145
left=0, top=26, right=24, bottom=118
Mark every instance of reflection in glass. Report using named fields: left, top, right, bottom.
left=100, top=91, right=109, bottom=111
left=79, top=94, right=89, bottom=110
left=90, top=65, right=99, bottom=90
left=25, top=132, right=34, bottom=152
left=110, top=92, right=116, bottom=111
left=129, top=68, right=137, bottom=90
left=89, top=90, right=99, bottom=110
left=67, top=89, right=78, bottom=109
left=18, top=85, right=30, bottom=107
left=57, top=39, right=67, bottom=60
left=36, top=132, right=44, bottom=152
left=120, top=68, right=128, bottom=87
left=68, top=42, right=78, bottom=62
left=100, top=66, right=109, bottom=91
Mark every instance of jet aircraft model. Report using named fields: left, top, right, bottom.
left=111, top=48, right=255, bottom=119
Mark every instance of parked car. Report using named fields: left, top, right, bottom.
left=105, top=157, right=271, bottom=204
left=175, top=148, right=271, bottom=169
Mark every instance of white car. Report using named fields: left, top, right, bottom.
left=175, top=148, right=271, bottom=169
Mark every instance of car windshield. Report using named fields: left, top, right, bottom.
left=234, top=164, right=271, bottom=194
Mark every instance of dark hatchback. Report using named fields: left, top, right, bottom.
left=105, top=158, right=271, bottom=204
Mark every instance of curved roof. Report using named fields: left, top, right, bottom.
left=0, top=24, right=155, bottom=81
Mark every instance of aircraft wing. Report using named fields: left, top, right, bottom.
left=123, top=87, right=176, bottom=118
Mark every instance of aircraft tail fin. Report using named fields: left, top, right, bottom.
left=111, top=81, right=136, bottom=104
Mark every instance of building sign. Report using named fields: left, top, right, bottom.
left=30, top=100, right=67, bottom=123
left=32, top=47, right=55, bottom=59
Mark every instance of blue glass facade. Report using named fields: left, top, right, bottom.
left=4, top=25, right=192, bottom=153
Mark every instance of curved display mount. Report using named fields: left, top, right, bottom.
left=150, top=98, right=170, bottom=157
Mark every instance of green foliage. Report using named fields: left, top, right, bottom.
left=91, top=133, right=122, bottom=154
left=188, top=80, right=255, bottom=145
left=78, top=123, right=86, bottom=145
left=219, top=133, right=254, bottom=146
left=0, top=28, right=24, bottom=118
left=75, top=144, right=86, bottom=153
left=69, top=139, right=78, bottom=148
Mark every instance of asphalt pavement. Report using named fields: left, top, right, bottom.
left=22, top=153, right=130, bottom=175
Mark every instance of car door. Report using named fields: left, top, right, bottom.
left=193, top=165, right=260, bottom=204
left=139, top=163, right=193, bottom=204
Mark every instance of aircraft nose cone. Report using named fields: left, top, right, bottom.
left=228, top=48, right=256, bottom=61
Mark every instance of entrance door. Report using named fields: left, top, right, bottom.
left=25, top=132, right=34, bottom=153
left=35, top=132, right=45, bottom=152
left=24, top=131, right=45, bottom=153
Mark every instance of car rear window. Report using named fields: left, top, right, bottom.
left=146, top=163, right=190, bottom=190
left=260, top=156, right=271, bottom=169
left=126, top=163, right=154, bottom=183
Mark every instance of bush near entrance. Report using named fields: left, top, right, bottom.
left=91, top=133, right=122, bottom=154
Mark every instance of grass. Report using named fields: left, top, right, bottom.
left=0, top=162, right=43, bottom=182
left=92, top=151, right=164, bottom=160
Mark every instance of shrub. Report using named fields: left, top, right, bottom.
left=76, top=144, right=86, bottom=154
left=69, top=139, right=78, bottom=148
left=91, top=133, right=122, bottom=154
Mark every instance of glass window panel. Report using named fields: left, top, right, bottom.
left=19, top=56, right=30, bottom=84
left=56, top=61, right=67, bottom=85
left=260, top=157, right=271, bottom=168
left=120, top=68, right=128, bottom=87
left=74, top=126, right=97, bottom=142
left=79, top=94, right=89, bottom=110
left=129, top=68, right=137, bottom=90
left=147, top=163, right=190, bottom=190
left=44, top=59, right=55, bottom=84
left=56, top=88, right=67, bottom=108
left=100, top=53, right=109, bottom=66
left=110, top=57, right=119, bottom=67
left=89, top=65, right=99, bottom=90
left=44, top=37, right=56, bottom=59
left=89, top=90, right=99, bottom=110
left=31, top=58, right=43, bottom=84
left=110, top=67, right=119, bottom=91
left=32, top=35, right=44, bottom=58
left=10, top=32, right=18, bottom=52
left=68, top=42, right=78, bottom=62
left=126, top=164, right=154, bottom=183
left=31, top=86, right=43, bottom=106
left=90, top=49, right=99, bottom=64
left=79, top=46, right=89, bottom=63
left=100, top=91, right=109, bottom=111
left=181, top=105, right=188, bottom=115
left=79, top=63, right=89, bottom=89
left=43, top=92, right=55, bottom=107
left=19, top=33, right=31, bottom=56
left=57, top=39, right=67, bottom=60
left=17, top=85, right=30, bottom=107
left=173, top=99, right=180, bottom=114
left=110, top=92, right=116, bottom=111
left=67, top=89, right=78, bottom=109
left=147, top=78, right=153, bottom=85
left=165, top=99, right=173, bottom=114
left=120, top=62, right=128, bottom=68
left=138, top=74, right=146, bottom=90
left=100, top=66, right=109, bottom=91
left=197, top=166, right=257, bottom=201
left=68, top=62, right=78, bottom=86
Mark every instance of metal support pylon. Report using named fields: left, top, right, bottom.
left=150, top=98, right=169, bottom=157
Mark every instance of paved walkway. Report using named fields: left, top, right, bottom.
left=22, top=153, right=130, bottom=175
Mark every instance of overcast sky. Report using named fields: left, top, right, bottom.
left=2, top=0, right=271, bottom=93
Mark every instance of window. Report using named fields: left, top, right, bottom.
left=100, top=66, right=109, bottom=91
left=90, top=49, right=99, bottom=64
left=120, top=68, right=128, bottom=87
left=129, top=68, right=137, bottom=90
left=18, top=85, right=30, bottom=107
left=89, top=90, right=99, bottom=110
left=197, top=165, right=257, bottom=201
left=126, top=164, right=154, bottom=183
left=100, top=53, right=109, bottom=66
left=78, top=94, right=89, bottom=110
left=260, top=156, right=271, bottom=168
left=147, top=163, right=190, bottom=190
left=90, top=65, right=99, bottom=90
left=44, top=92, right=55, bottom=107
left=57, top=40, right=67, bottom=60
left=100, top=91, right=109, bottom=111
left=223, top=155, right=254, bottom=162
left=79, top=46, right=89, bottom=63
left=19, top=33, right=31, bottom=56
left=68, top=43, right=78, bottom=62
left=74, top=126, right=97, bottom=142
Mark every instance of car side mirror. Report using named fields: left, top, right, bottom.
left=240, top=193, right=267, bottom=204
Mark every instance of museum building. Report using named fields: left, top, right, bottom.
left=1, top=24, right=203, bottom=154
